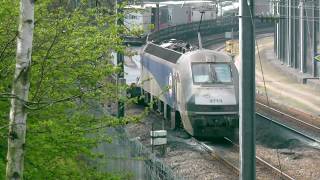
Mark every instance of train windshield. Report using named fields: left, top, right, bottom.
left=192, top=63, right=232, bottom=84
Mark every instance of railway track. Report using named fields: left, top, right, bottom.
left=193, top=137, right=296, bottom=180
left=191, top=100, right=320, bottom=179
left=187, top=95, right=320, bottom=179
left=256, top=101, right=320, bottom=144
left=146, top=100, right=319, bottom=179
left=197, top=139, right=239, bottom=175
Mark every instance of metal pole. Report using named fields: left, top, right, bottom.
left=117, top=0, right=125, bottom=118
left=282, top=0, right=287, bottom=63
left=300, top=0, right=306, bottom=73
left=273, top=0, right=278, bottom=55
left=116, top=54, right=125, bottom=118
left=198, top=11, right=205, bottom=49
left=156, top=1, right=160, bottom=31
left=294, top=0, right=299, bottom=68
left=287, top=0, right=291, bottom=66
left=284, top=0, right=288, bottom=64
left=290, top=0, right=295, bottom=67
left=313, top=0, right=319, bottom=77
left=279, top=0, right=284, bottom=62
left=277, top=0, right=281, bottom=59
left=239, top=0, right=256, bottom=179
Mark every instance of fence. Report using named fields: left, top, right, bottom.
left=111, top=127, right=182, bottom=180
left=149, top=16, right=238, bottom=42
left=128, top=138, right=182, bottom=180
left=147, top=16, right=272, bottom=43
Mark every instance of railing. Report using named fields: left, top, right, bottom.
left=127, top=16, right=272, bottom=45
left=149, top=16, right=238, bottom=42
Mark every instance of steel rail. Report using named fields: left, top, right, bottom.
left=255, top=156, right=295, bottom=180
left=223, top=138, right=295, bottom=180
left=192, top=138, right=239, bottom=176
left=256, top=111, right=320, bottom=143
left=195, top=137, right=296, bottom=180
left=256, top=101, right=320, bottom=132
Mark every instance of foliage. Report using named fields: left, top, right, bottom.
left=0, top=0, right=19, bottom=176
left=0, top=0, right=142, bottom=179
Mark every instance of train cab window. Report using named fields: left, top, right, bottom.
left=192, top=63, right=232, bottom=84
left=214, top=64, right=232, bottom=83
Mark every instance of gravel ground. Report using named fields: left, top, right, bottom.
left=126, top=105, right=237, bottom=180
left=125, top=104, right=320, bottom=179
left=257, top=145, right=320, bottom=179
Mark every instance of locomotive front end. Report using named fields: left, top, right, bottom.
left=178, top=50, right=239, bottom=138
left=186, top=85, right=239, bottom=138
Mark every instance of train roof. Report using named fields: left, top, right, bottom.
left=143, top=42, right=232, bottom=64
left=184, top=49, right=232, bottom=63
left=144, top=43, right=183, bottom=64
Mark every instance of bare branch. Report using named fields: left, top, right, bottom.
left=0, top=32, right=18, bottom=61
left=31, top=29, right=60, bottom=101
left=0, top=122, right=26, bottom=131
left=1, top=83, right=107, bottom=110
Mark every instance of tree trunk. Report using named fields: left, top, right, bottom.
left=6, top=0, right=34, bottom=179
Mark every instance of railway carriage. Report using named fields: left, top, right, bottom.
left=139, top=41, right=239, bottom=138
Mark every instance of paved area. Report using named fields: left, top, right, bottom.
left=248, top=37, right=320, bottom=117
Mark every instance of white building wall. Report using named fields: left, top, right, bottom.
left=191, top=9, right=216, bottom=22
left=142, top=8, right=152, bottom=33
left=167, top=5, right=190, bottom=26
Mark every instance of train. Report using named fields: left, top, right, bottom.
left=138, top=40, right=239, bottom=138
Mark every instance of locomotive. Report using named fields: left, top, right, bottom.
left=139, top=40, right=239, bottom=138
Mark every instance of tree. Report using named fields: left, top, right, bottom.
left=6, top=0, right=34, bottom=179
left=1, top=0, right=142, bottom=179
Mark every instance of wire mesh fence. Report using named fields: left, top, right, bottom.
left=127, top=137, right=182, bottom=180
left=102, top=127, right=182, bottom=180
